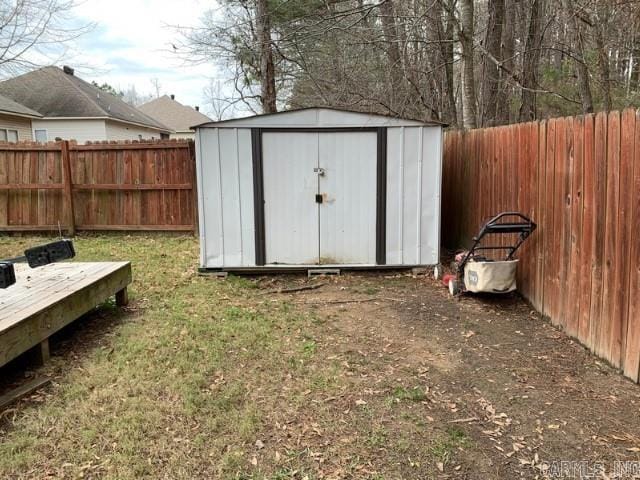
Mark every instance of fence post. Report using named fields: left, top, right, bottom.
left=60, top=140, right=76, bottom=236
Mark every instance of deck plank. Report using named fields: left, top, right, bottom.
left=0, top=263, right=115, bottom=322
left=0, top=263, right=110, bottom=321
left=0, top=263, right=118, bottom=323
left=0, top=261, right=131, bottom=367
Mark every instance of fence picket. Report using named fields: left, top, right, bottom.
left=567, top=115, right=584, bottom=338
left=600, top=111, right=621, bottom=363
left=624, top=110, right=640, bottom=381
left=614, top=110, right=636, bottom=368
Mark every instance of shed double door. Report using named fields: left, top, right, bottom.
left=262, top=131, right=378, bottom=265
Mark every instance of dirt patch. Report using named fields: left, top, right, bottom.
left=255, top=271, right=640, bottom=479
left=306, top=286, right=462, bottom=373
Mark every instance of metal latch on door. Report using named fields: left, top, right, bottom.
left=313, top=167, right=325, bottom=176
left=315, top=193, right=330, bottom=204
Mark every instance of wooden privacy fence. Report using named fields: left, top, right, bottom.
left=442, top=108, right=640, bottom=382
left=0, top=140, right=197, bottom=234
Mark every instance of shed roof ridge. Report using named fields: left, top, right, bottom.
left=193, top=106, right=445, bottom=129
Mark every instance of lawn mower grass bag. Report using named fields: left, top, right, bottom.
left=463, top=259, right=518, bottom=293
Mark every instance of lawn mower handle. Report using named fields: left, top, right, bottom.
left=458, top=212, right=537, bottom=277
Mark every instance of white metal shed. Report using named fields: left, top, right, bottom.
left=194, top=107, right=443, bottom=271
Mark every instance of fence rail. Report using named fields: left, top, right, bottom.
left=442, top=108, right=640, bottom=382
left=0, top=139, right=197, bottom=234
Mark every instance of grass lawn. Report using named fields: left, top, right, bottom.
left=1, top=235, right=640, bottom=479
left=0, top=234, right=451, bottom=479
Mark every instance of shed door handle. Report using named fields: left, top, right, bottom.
left=315, top=194, right=323, bottom=204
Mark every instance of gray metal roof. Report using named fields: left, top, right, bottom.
left=0, top=93, right=42, bottom=118
left=139, top=95, right=211, bottom=133
left=195, top=107, right=445, bottom=129
left=0, top=67, right=170, bottom=131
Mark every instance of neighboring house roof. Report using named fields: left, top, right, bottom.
left=0, top=66, right=170, bottom=132
left=138, top=95, right=211, bottom=133
left=0, top=93, right=42, bottom=118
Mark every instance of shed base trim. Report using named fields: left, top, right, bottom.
left=198, top=264, right=434, bottom=275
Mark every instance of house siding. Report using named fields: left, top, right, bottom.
left=31, top=119, right=106, bottom=143
left=0, top=113, right=33, bottom=141
left=170, top=131, right=195, bottom=140
left=105, top=120, right=164, bottom=140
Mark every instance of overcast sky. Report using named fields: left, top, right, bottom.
left=70, top=0, right=218, bottom=114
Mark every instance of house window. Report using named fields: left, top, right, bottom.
left=34, top=129, right=47, bottom=142
left=0, top=129, right=18, bottom=142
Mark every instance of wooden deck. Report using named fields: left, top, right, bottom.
left=0, top=261, right=131, bottom=368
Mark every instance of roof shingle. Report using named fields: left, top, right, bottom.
left=138, top=95, right=211, bottom=133
left=0, top=93, right=42, bottom=118
left=0, top=67, right=169, bottom=131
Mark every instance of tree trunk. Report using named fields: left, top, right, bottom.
left=519, top=0, right=544, bottom=122
left=594, top=2, right=611, bottom=112
left=256, top=0, right=277, bottom=113
left=459, top=0, right=477, bottom=129
left=443, top=2, right=458, bottom=127
left=565, top=0, right=594, bottom=113
left=428, top=0, right=457, bottom=126
left=497, top=0, right=515, bottom=125
left=379, top=0, right=403, bottom=109
left=481, top=0, right=505, bottom=126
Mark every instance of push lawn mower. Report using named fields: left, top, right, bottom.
left=0, top=239, right=76, bottom=289
left=442, top=212, right=536, bottom=296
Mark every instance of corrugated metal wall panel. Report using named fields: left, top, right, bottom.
left=420, top=127, right=442, bottom=264
left=198, top=128, right=224, bottom=266
left=401, top=127, right=421, bottom=265
left=195, top=130, right=206, bottom=266
left=218, top=129, right=243, bottom=265
left=237, top=129, right=255, bottom=266
left=385, top=128, right=404, bottom=264
left=218, top=128, right=242, bottom=265
left=319, top=131, right=377, bottom=264
left=263, top=132, right=319, bottom=264
left=198, top=128, right=255, bottom=267
left=385, top=126, right=442, bottom=266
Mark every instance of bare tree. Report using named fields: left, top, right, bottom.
left=378, top=0, right=403, bottom=109
left=496, top=0, right=516, bottom=124
left=440, top=0, right=459, bottom=127
left=480, top=0, right=505, bottom=126
left=459, top=0, right=478, bottom=128
left=519, top=0, right=544, bottom=121
left=593, top=1, right=612, bottom=112
left=564, top=0, right=594, bottom=113
left=0, top=0, right=93, bottom=76
left=150, top=78, right=162, bottom=99
left=203, top=78, right=242, bottom=120
left=121, top=85, right=153, bottom=106
left=256, top=0, right=277, bottom=112
left=174, top=2, right=278, bottom=114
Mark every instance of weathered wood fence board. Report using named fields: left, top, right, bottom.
left=442, top=108, right=640, bottom=382
left=0, top=140, right=196, bottom=233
